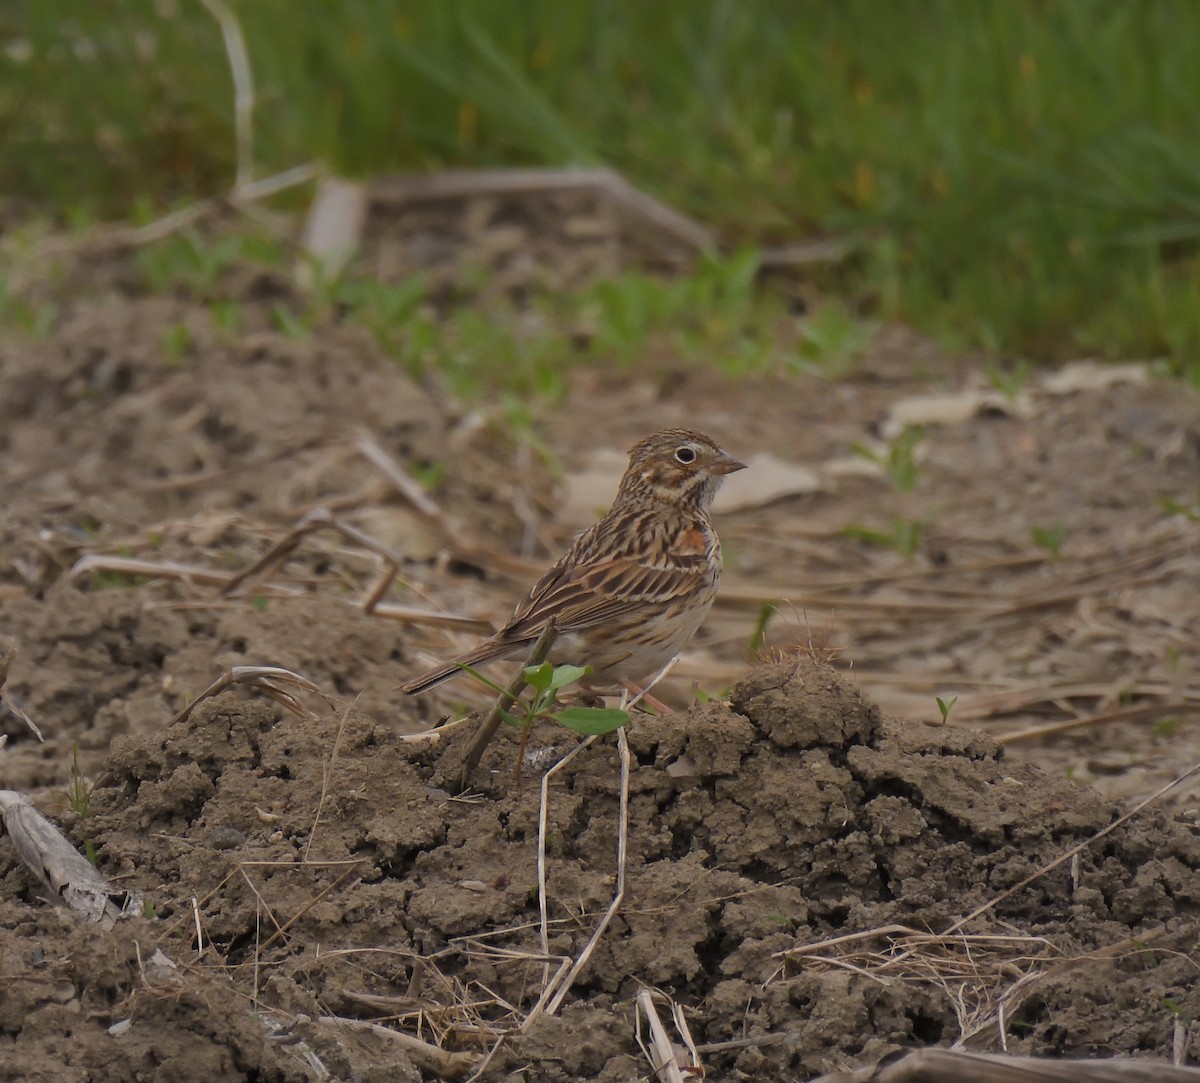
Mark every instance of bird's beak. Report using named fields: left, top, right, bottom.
left=710, top=451, right=747, bottom=476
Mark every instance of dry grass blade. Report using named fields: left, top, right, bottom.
left=305, top=699, right=354, bottom=862
left=635, top=988, right=687, bottom=1083
left=0, top=790, right=142, bottom=926
left=367, top=601, right=492, bottom=631
left=167, top=665, right=336, bottom=727
left=532, top=733, right=597, bottom=1016
left=772, top=924, right=1064, bottom=1045
left=999, top=700, right=1200, bottom=744
left=351, top=429, right=445, bottom=523
left=69, top=553, right=268, bottom=591
left=809, top=1048, right=1200, bottom=1082
left=218, top=504, right=489, bottom=628
left=352, top=429, right=541, bottom=580
left=367, top=167, right=716, bottom=254
left=220, top=505, right=410, bottom=600
left=316, top=1016, right=479, bottom=1080
left=544, top=726, right=630, bottom=1016
left=245, top=860, right=364, bottom=956
left=0, top=644, right=44, bottom=741
left=197, top=0, right=255, bottom=189
left=946, top=757, right=1200, bottom=937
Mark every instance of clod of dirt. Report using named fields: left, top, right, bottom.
left=3, top=659, right=1199, bottom=1080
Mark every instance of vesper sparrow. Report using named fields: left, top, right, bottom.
left=401, top=428, right=745, bottom=695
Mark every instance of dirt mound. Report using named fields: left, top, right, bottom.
left=4, top=659, right=1197, bottom=1080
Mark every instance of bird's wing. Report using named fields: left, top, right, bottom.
left=499, top=553, right=708, bottom=641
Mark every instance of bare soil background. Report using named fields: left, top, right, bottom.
left=1, top=220, right=1199, bottom=1080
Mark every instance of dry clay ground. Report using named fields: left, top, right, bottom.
left=1, top=229, right=1200, bottom=1080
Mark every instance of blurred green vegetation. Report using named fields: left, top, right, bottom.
left=4, top=1, right=1200, bottom=378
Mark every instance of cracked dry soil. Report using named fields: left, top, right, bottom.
left=4, top=659, right=1199, bottom=1081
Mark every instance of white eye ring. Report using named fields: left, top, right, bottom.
left=675, top=446, right=697, bottom=464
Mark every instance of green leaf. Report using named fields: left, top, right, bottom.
left=523, top=661, right=554, bottom=693
left=936, top=696, right=958, bottom=722
left=547, top=664, right=590, bottom=691
left=551, top=707, right=629, bottom=735
left=498, top=708, right=524, bottom=728
left=1029, top=521, right=1068, bottom=557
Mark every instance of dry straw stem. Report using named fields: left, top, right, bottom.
left=304, top=698, right=355, bottom=862
left=998, top=696, right=1200, bottom=745
left=216, top=502, right=489, bottom=631
left=69, top=553, right=285, bottom=593
left=70, top=517, right=485, bottom=632
left=635, top=987, right=703, bottom=1082
left=197, top=0, right=255, bottom=190
left=533, top=732, right=598, bottom=1003
left=772, top=760, right=1200, bottom=1055
left=316, top=1016, right=480, bottom=1081
left=167, top=664, right=336, bottom=728
left=946, top=756, right=1200, bottom=937
left=0, top=790, right=142, bottom=926
left=456, top=620, right=558, bottom=793
left=367, top=167, right=717, bottom=256
left=352, top=429, right=538, bottom=581
left=0, top=643, right=43, bottom=742
left=772, top=924, right=1067, bottom=1051
left=635, top=988, right=687, bottom=1083
left=809, top=1048, right=1200, bottom=1083
left=538, top=726, right=631, bottom=1020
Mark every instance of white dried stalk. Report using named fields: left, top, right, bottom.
left=0, top=790, right=142, bottom=927
left=635, top=989, right=686, bottom=1083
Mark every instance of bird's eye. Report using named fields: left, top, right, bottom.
left=674, top=446, right=697, bottom=464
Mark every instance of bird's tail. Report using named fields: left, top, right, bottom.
left=399, top=638, right=522, bottom=695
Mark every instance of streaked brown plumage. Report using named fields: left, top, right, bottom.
left=401, top=428, right=745, bottom=696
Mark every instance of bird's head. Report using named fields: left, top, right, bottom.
left=618, top=428, right=746, bottom=510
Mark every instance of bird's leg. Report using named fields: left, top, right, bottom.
left=559, top=686, right=607, bottom=708
left=620, top=681, right=672, bottom=714
left=621, top=654, right=681, bottom=714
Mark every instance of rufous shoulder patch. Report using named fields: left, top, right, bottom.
left=674, top=528, right=708, bottom=557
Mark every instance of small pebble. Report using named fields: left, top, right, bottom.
left=210, top=826, right=246, bottom=850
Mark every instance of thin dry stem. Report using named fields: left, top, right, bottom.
left=545, top=725, right=630, bottom=1016
left=946, top=758, right=1200, bottom=937
left=456, top=621, right=558, bottom=792
left=198, top=0, right=255, bottom=189
left=636, top=988, right=687, bottom=1083
left=167, top=665, right=335, bottom=728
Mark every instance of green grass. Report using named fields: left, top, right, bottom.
left=5, top=1, right=1200, bottom=379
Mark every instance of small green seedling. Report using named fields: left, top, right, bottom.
left=1029, top=521, right=1067, bottom=557
left=458, top=661, right=630, bottom=780
left=160, top=323, right=191, bottom=365
left=851, top=425, right=924, bottom=491
left=936, top=696, right=958, bottom=724
left=211, top=300, right=242, bottom=336
left=747, top=602, right=777, bottom=658
left=67, top=744, right=99, bottom=867
left=843, top=517, right=924, bottom=559
left=797, top=302, right=873, bottom=378
left=518, top=662, right=630, bottom=736
left=985, top=358, right=1035, bottom=399
left=1153, top=716, right=1182, bottom=739
left=1160, top=495, right=1200, bottom=521
left=88, top=570, right=148, bottom=591
left=271, top=303, right=314, bottom=339
left=1159, top=997, right=1192, bottom=1022
left=66, top=743, right=93, bottom=820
